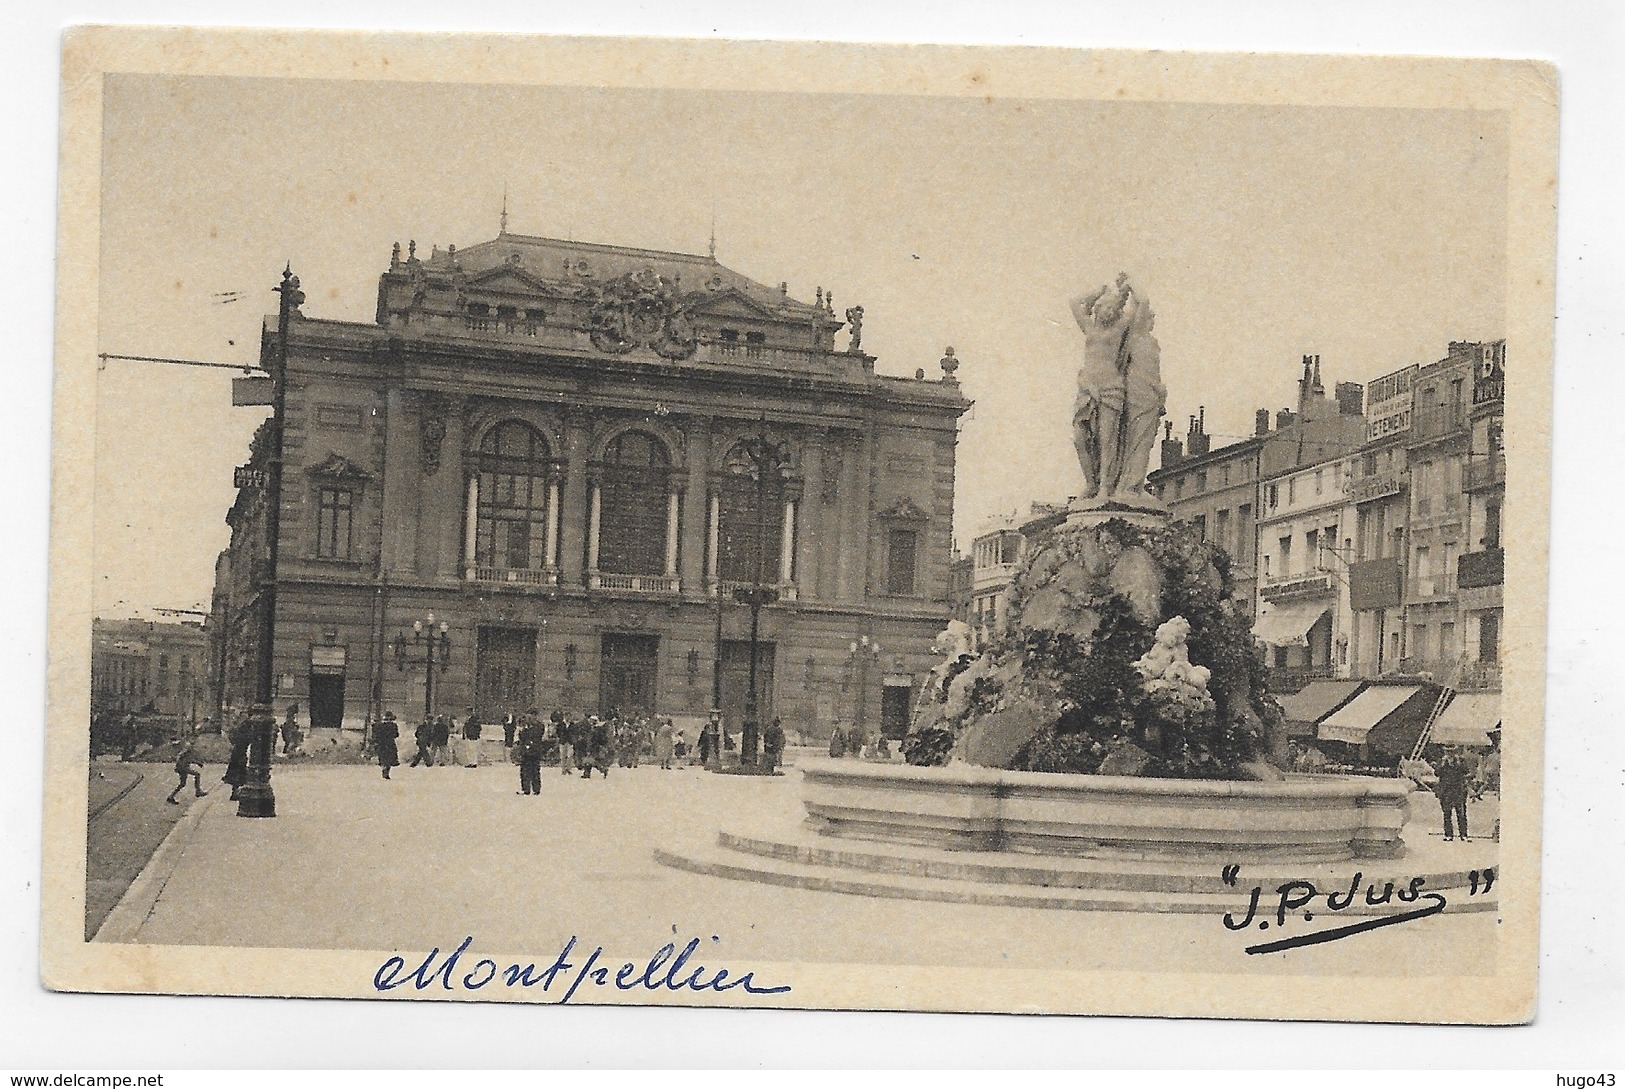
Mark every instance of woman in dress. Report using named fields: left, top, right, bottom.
left=375, top=712, right=400, bottom=780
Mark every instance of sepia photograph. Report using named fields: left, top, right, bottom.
left=37, top=26, right=1559, bottom=1029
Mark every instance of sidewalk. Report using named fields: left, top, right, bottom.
left=117, top=762, right=1499, bottom=976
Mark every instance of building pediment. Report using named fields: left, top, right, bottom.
left=305, top=452, right=373, bottom=482
left=466, top=264, right=554, bottom=297
left=690, top=287, right=784, bottom=320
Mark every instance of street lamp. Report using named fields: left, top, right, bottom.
left=845, top=635, right=882, bottom=741
left=238, top=264, right=303, bottom=819
left=391, top=614, right=451, bottom=723
left=724, top=422, right=788, bottom=770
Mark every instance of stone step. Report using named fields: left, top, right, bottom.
left=653, top=834, right=1499, bottom=916
left=714, top=829, right=1497, bottom=896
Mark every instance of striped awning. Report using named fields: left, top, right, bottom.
left=1319, top=685, right=1424, bottom=745
left=1278, top=680, right=1365, bottom=737
left=1253, top=602, right=1330, bottom=647
left=1431, top=691, right=1501, bottom=748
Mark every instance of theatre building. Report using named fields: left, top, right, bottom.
left=211, top=230, right=970, bottom=739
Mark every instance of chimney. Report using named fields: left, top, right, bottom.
left=1335, top=381, right=1364, bottom=416
left=1160, top=420, right=1184, bottom=469
left=1312, top=355, right=1324, bottom=395
left=1255, top=408, right=1271, bottom=436
left=1186, top=406, right=1211, bottom=456
left=1297, top=355, right=1314, bottom=412
left=1276, top=408, right=1298, bottom=430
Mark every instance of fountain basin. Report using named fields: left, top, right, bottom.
left=800, top=758, right=1411, bottom=862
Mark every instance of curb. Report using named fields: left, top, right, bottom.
left=92, top=788, right=223, bottom=943
left=87, top=771, right=145, bottom=823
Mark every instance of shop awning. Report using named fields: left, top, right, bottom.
left=1318, top=684, right=1426, bottom=746
left=1430, top=691, right=1501, bottom=748
left=1277, top=680, right=1365, bottom=737
left=1252, top=602, right=1331, bottom=647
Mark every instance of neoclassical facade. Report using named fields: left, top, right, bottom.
left=212, top=230, right=970, bottom=739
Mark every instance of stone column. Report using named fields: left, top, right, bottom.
left=678, top=421, right=711, bottom=597
left=707, top=492, right=721, bottom=585
left=665, top=490, right=681, bottom=577
left=463, top=473, right=479, bottom=577
left=544, top=478, right=561, bottom=572
left=587, top=482, right=602, bottom=574
left=779, top=498, right=796, bottom=583
left=796, top=433, right=824, bottom=601
left=557, top=413, right=591, bottom=585
left=379, top=389, right=420, bottom=576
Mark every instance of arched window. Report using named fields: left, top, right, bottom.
left=717, top=440, right=786, bottom=583
left=475, top=421, right=552, bottom=571
left=596, top=431, right=671, bottom=576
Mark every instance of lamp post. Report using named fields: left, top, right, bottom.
left=846, top=635, right=881, bottom=742
left=724, top=422, right=787, bottom=769
left=392, top=614, right=451, bottom=722
left=238, top=265, right=303, bottom=819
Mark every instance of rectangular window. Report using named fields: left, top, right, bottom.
left=1439, top=621, right=1456, bottom=661
left=1237, top=503, right=1252, bottom=563
left=886, top=529, right=918, bottom=595
left=1193, top=513, right=1206, bottom=541
left=1305, top=529, right=1319, bottom=567
left=1215, top=509, right=1231, bottom=555
left=1314, top=469, right=1324, bottom=495
left=316, top=487, right=354, bottom=559
left=1415, top=545, right=1432, bottom=596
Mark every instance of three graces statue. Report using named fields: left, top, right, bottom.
left=1069, top=274, right=1167, bottom=507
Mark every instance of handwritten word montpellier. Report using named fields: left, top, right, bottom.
left=1218, top=864, right=1497, bottom=955
left=372, top=935, right=792, bottom=1002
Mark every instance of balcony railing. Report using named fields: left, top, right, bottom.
left=1464, top=453, right=1506, bottom=492
left=589, top=571, right=681, bottom=594
left=1410, top=405, right=1468, bottom=441
left=710, top=579, right=799, bottom=603
left=468, top=565, right=558, bottom=586
left=1457, top=548, right=1504, bottom=589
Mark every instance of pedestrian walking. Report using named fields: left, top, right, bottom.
left=460, top=709, right=483, bottom=768
left=166, top=741, right=208, bottom=804
left=762, top=717, right=786, bottom=774
left=430, top=714, right=451, bottom=766
left=502, top=711, right=517, bottom=749
left=828, top=724, right=846, bottom=758
left=516, top=716, right=544, bottom=795
left=375, top=712, right=400, bottom=779
left=280, top=704, right=301, bottom=756
left=222, top=718, right=251, bottom=800
left=408, top=719, right=434, bottom=767
left=556, top=711, right=576, bottom=774
left=581, top=715, right=612, bottom=779
left=1435, top=748, right=1472, bottom=841
left=655, top=717, right=675, bottom=770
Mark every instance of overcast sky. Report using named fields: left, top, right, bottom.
left=94, top=75, right=1507, bottom=616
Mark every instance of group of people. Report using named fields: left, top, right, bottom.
left=826, top=722, right=892, bottom=761
left=370, top=706, right=791, bottom=788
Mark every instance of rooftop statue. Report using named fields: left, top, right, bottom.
left=1069, top=274, right=1167, bottom=507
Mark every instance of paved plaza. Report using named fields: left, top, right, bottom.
left=110, top=760, right=1500, bottom=978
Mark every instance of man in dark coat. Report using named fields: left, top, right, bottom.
left=763, top=717, right=786, bottom=774
left=1435, top=749, right=1472, bottom=841
left=502, top=712, right=518, bottom=748
left=430, top=714, right=451, bottom=766
left=516, top=717, right=545, bottom=795
left=408, top=719, right=434, bottom=767
left=375, top=712, right=400, bottom=780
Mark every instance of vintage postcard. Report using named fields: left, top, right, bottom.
left=42, top=27, right=1556, bottom=1022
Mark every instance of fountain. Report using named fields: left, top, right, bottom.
left=657, top=277, right=1482, bottom=912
